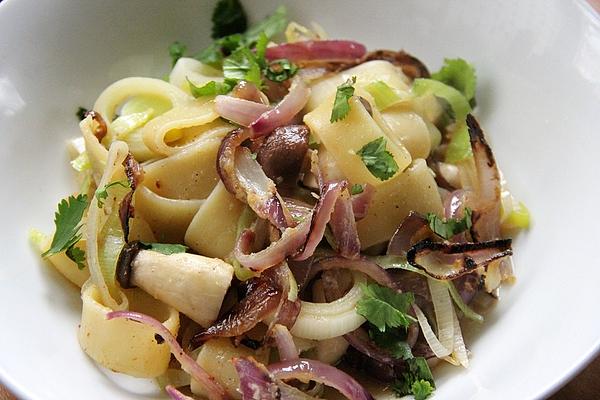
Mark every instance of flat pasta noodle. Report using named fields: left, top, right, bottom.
left=184, top=181, right=245, bottom=259
left=141, top=99, right=221, bottom=156
left=141, top=122, right=232, bottom=200
left=78, top=283, right=179, bottom=378
left=134, top=186, right=205, bottom=243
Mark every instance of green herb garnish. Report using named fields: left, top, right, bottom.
left=211, top=0, right=247, bottom=39
left=142, top=242, right=188, bottom=255
left=42, top=194, right=88, bottom=267
left=66, top=245, right=86, bottom=270
left=187, top=78, right=236, bottom=97
left=356, top=283, right=415, bottom=332
left=357, top=137, right=399, bottom=181
left=94, top=180, right=130, bottom=208
left=330, top=76, right=357, bottom=123
left=168, top=41, right=187, bottom=67
left=391, top=358, right=436, bottom=400
left=265, top=59, right=299, bottom=82
left=350, top=183, right=364, bottom=195
left=426, top=208, right=472, bottom=240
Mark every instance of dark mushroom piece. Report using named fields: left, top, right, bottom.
left=256, top=124, right=310, bottom=185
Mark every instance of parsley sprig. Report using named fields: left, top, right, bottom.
left=94, top=180, right=130, bottom=208
left=42, top=194, right=88, bottom=269
left=426, top=208, right=472, bottom=240
left=356, top=283, right=416, bottom=332
left=357, top=137, right=399, bottom=181
left=330, top=76, right=356, bottom=123
left=391, top=358, right=436, bottom=400
left=211, top=0, right=248, bottom=39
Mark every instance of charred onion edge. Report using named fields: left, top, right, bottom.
left=466, top=114, right=501, bottom=242
left=406, top=238, right=513, bottom=280
left=386, top=211, right=432, bottom=256
left=115, top=240, right=148, bottom=289
left=191, top=266, right=287, bottom=345
left=85, top=110, right=108, bottom=142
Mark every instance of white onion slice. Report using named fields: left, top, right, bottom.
left=291, top=273, right=366, bottom=340
left=428, top=278, right=455, bottom=352
left=413, top=303, right=452, bottom=358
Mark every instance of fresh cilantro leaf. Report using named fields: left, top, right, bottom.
left=330, top=76, right=356, bottom=123
left=369, top=328, right=413, bottom=360
left=244, top=5, right=287, bottom=45
left=255, top=32, right=268, bottom=68
left=66, top=245, right=86, bottom=270
left=42, top=194, right=88, bottom=258
left=265, top=58, right=298, bottom=82
left=211, top=0, right=247, bottom=39
left=169, top=41, right=187, bottom=67
left=426, top=208, right=472, bottom=240
left=188, top=78, right=234, bottom=97
left=411, top=380, right=434, bottom=400
left=142, top=242, right=188, bottom=255
left=350, top=183, right=364, bottom=195
left=76, top=107, right=89, bottom=121
left=357, top=137, right=399, bottom=181
left=196, top=5, right=286, bottom=69
left=391, top=357, right=435, bottom=399
left=431, top=58, right=477, bottom=105
left=223, top=46, right=262, bottom=86
left=95, top=180, right=130, bottom=208
left=356, top=283, right=416, bottom=332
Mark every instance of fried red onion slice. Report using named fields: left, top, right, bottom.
left=466, top=114, right=501, bottom=242
left=249, top=79, right=311, bottom=138
left=106, top=311, right=228, bottom=400
left=235, top=357, right=318, bottom=400
left=387, top=211, right=432, bottom=257
left=329, top=190, right=361, bottom=259
left=350, top=183, right=375, bottom=220
left=215, top=96, right=272, bottom=127
left=191, top=266, right=287, bottom=345
left=217, top=128, right=292, bottom=230
left=294, top=181, right=347, bottom=261
left=234, top=216, right=312, bottom=272
left=165, top=386, right=195, bottom=400
left=265, top=40, right=367, bottom=63
left=231, top=81, right=270, bottom=105
left=406, top=239, right=513, bottom=280
left=268, top=358, right=374, bottom=400
left=270, top=324, right=299, bottom=361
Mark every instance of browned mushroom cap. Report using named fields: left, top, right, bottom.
left=257, top=125, right=310, bottom=184
left=364, top=50, right=430, bottom=80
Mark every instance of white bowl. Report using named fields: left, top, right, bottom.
left=1, top=0, right=599, bottom=399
